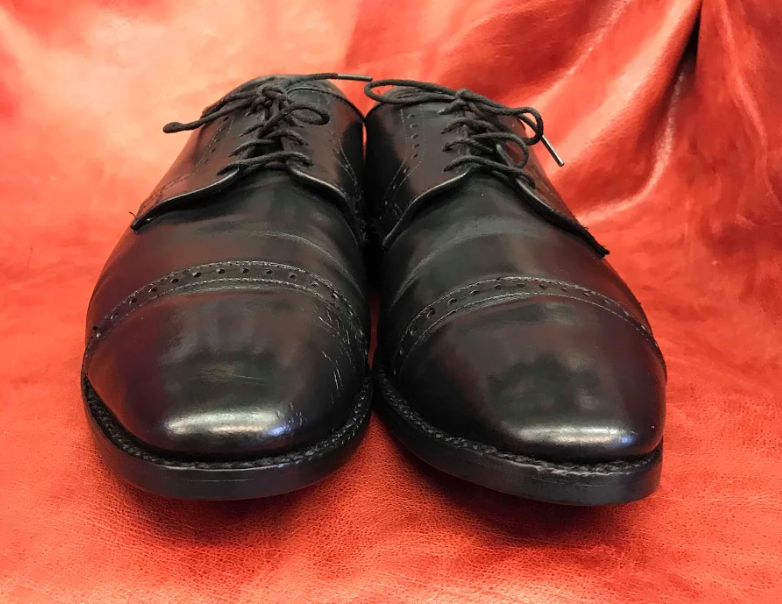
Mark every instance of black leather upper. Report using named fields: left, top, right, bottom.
left=83, top=77, right=369, bottom=459
left=366, top=84, right=665, bottom=463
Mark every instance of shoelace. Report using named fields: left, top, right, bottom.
left=365, top=79, right=608, bottom=256
left=163, top=73, right=372, bottom=175
left=365, top=79, right=563, bottom=188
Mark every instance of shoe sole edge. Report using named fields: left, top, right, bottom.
left=82, top=372, right=372, bottom=500
left=374, top=361, right=661, bottom=506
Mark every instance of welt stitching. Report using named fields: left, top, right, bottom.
left=376, top=363, right=660, bottom=476
left=82, top=373, right=372, bottom=469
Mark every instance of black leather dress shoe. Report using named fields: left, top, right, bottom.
left=82, top=74, right=373, bottom=499
left=364, top=80, right=666, bottom=505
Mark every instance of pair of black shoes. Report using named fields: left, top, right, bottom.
left=82, top=74, right=665, bottom=506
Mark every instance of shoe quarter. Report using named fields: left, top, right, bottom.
left=365, top=101, right=470, bottom=248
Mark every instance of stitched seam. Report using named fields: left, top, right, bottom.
left=380, top=110, right=410, bottom=213
left=400, top=292, right=657, bottom=372
left=85, top=278, right=367, bottom=379
left=390, top=110, right=425, bottom=217
left=287, top=86, right=362, bottom=202
left=399, top=276, right=652, bottom=340
left=86, top=262, right=366, bottom=360
left=392, top=277, right=662, bottom=373
left=82, top=372, right=371, bottom=469
left=332, top=121, right=360, bottom=195
left=312, top=117, right=356, bottom=201
left=93, top=261, right=358, bottom=328
left=86, top=279, right=340, bottom=355
left=376, top=362, right=661, bottom=477
left=87, top=278, right=366, bottom=357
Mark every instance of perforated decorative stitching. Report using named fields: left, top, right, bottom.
left=390, top=276, right=663, bottom=376
left=85, top=261, right=367, bottom=362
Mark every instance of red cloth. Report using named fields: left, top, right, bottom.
left=1, top=1, right=781, bottom=602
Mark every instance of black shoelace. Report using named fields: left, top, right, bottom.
left=162, top=73, right=372, bottom=175
left=365, top=79, right=608, bottom=256
left=365, top=79, right=563, bottom=188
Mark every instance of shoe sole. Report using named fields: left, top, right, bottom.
left=81, top=372, right=372, bottom=500
left=374, top=361, right=661, bottom=506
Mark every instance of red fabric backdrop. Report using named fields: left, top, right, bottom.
left=1, top=1, right=781, bottom=602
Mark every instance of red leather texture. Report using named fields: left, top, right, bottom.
left=1, top=1, right=781, bottom=602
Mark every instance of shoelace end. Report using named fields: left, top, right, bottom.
left=541, top=134, right=565, bottom=167
left=162, top=121, right=190, bottom=133
left=334, top=74, right=373, bottom=82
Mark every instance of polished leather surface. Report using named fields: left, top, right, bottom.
left=366, top=90, right=666, bottom=462
left=83, top=77, right=370, bottom=457
left=2, top=1, right=781, bottom=602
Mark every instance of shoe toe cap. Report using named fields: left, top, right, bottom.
left=86, top=290, right=365, bottom=458
left=395, top=296, right=665, bottom=462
